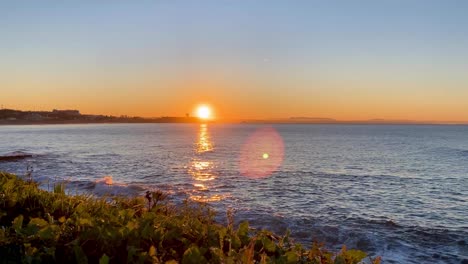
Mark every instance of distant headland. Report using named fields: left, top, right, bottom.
left=0, top=109, right=202, bottom=125
left=240, top=117, right=468, bottom=125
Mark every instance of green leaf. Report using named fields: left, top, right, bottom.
left=127, top=245, right=137, bottom=263
left=46, top=213, right=54, bottom=224
left=260, top=253, right=269, bottom=264
left=99, top=254, right=109, bottom=264
left=29, top=218, right=48, bottom=228
left=182, top=246, right=207, bottom=264
left=24, top=243, right=38, bottom=256
left=77, top=217, right=93, bottom=227
left=149, top=245, right=157, bottom=257
left=140, top=222, right=152, bottom=239
left=230, top=234, right=242, bottom=250
left=334, top=255, right=346, bottom=264
left=74, top=245, right=88, bottom=264
left=262, top=237, right=276, bottom=253
left=12, top=215, right=23, bottom=233
left=74, top=203, right=86, bottom=214
left=237, top=221, right=249, bottom=236
left=218, top=227, right=227, bottom=249
left=126, top=220, right=138, bottom=232
left=210, top=247, right=225, bottom=263
left=54, top=183, right=65, bottom=194
left=285, top=251, right=298, bottom=264
left=25, top=217, right=49, bottom=236
left=344, top=249, right=367, bottom=264
left=237, top=221, right=250, bottom=245
left=38, top=225, right=58, bottom=240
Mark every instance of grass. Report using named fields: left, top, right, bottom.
left=0, top=172, right=380, bottom=264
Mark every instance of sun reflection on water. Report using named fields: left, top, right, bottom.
left=189, top=194, right=224, bottom=202
left=189, top=160, right=215, bottom=181
left=196, top=123, right=213, bottom=153
left=193, top=183, right=208, bottom=190
left=188, top=124, right=226, bottom=202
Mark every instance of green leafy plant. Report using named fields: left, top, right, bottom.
left=0, top=172, right=378, bottom=263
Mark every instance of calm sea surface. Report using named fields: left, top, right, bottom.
left=1, top=124, right=467, bottom=263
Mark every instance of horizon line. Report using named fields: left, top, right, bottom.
left=2, top=108, right=468, bottom=125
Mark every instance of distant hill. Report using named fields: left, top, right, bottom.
left=240, top=117, right=468, bottom=125
left=289, top=117, right=337, bottom=122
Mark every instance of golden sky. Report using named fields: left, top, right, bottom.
left=1, top=2, right=468, bottom=122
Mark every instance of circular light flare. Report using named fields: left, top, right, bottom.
left=239, top=127, right=284, bottom=179
left=196, top=105, right=212, bottom=120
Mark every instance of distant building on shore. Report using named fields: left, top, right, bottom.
left=0, top=108, right=202, bottom=124
left=52, top=109, right=80, bottom=116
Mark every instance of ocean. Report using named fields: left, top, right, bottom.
left=0, top=123, right=467, bottom=263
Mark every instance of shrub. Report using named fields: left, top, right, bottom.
left=0, top=172, right=379, bottom=264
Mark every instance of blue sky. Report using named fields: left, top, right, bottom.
left=1, top=1, right=468, bottom=120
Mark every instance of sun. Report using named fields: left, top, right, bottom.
left=196, top=105, right=212, bottom=120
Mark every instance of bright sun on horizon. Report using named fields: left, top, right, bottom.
left=196, top=105, right=212, bottom=120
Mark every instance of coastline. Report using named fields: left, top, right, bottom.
left=0, top=119, right=204, bottom=126
left=3, top=120, right=468, bottom=126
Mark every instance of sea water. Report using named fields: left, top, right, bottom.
left=1, top=123, right=467, bottom=263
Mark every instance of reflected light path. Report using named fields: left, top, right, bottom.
left=189, top=160, right=215, bottom=182
left=196, top=124, right=213, bottom=153
left=188, top=124, right=226, bottom=202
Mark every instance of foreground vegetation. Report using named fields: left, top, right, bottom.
left=0, top=172, right=379, bottom=263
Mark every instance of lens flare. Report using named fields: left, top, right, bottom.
left=239, top=127, right=284, bottom=178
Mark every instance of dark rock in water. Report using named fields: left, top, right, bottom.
left=356, top=237, right=375, bottom=251
left=385, top=219, right=398, bottom=227
left=461, top=259, right=468, bottom=264
left=0, top=152, right=33, bottom=162
left=458, top=240, right=466, bottom=246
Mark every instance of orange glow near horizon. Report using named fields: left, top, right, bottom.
left=3, top=93, right=468, bottom=123
left=2, top=76, right=468, bottom=122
